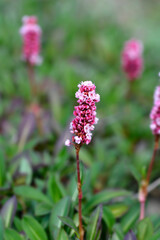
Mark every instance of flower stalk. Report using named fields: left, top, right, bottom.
left=75, top=144, right=84, bottom=240
left=27, top=63, right=37, bottom=97
left=139, top=135, right=159, bottom=220
left=147, top=135, right=159, bottom=183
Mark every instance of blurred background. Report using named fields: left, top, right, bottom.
left=1, top=0, right=160, bottom=215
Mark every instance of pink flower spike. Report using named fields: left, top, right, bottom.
left=20, top=16, right=42, bottom=66
left=65, top=81, right=100, bottom=147
left=121, top=39, right=144, bottom=81
left=150, top=84, right=160, bottom=135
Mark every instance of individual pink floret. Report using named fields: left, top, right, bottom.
left=150, top=84, right=160, bottom=135
left=65, top=81, right=100, bottom=146
left=20, top=16, right=42, bottom=65
left=121, top=39, right=143, bottom=81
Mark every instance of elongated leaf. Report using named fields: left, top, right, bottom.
left=22, top=215, right=48, bottom=240
left=49, top=197, right=70, bottom=239
left=86, top=205, right=102, bottom=240
left=1, top=196, right=17, bottom=228
left=137, top=218, right=153, bottom=240
left=59, top=216, right=79, bottom=238
left=14, top=217, right=23, bottom=232
left=67, top=176, right=78, bottom=203
left=108, top=204, right=128, bottom=218
left=35, top=202, right=52, bottom=216
left=83, top=190, right=130, bottom=213
left=0, top=150, right=5, bottom=186
left=103, top=206, right=115, bottom=232
left=4, top=228, right=23, bottom=240
left=0, top=217, right=4, bottom=240
left=14, top=185, right=52, bottom=205
left=19, top=157, right=32, bottom=185
left=121, top=204, right=139, bottom=233
left=124, top=230, right=137, bottom=240
left=149, top=230, right=160, bottom=240
left=57, top=229, right=69, bottom=240
left=113, top=224, right=124, bottom=240
left=48, top=174, right=65, bottom=203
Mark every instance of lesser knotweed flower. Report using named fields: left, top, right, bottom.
left=65, top=81, right=100, bottom=146
left=20, top=16, right=42, bottom=65
left=139, top=80, right=160, bottom=220
left=121, top=39, right=143, bottom=81
left=150, top=85, right=160, bottom=135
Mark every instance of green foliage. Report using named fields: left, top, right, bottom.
left=22, top=215, right=48, bottom=240
left=59, top=216, right=79, bottom=238
left=0, top=150, right=5, bottom=187
left=137, top=218, right=153, bottom=240
left=13, top=185, right=52, bottom=205
left=4, top=228, right=23, bottom=240
left=49, top=197, right=70, bottom=239
left=86, top=206, right=102, bottom=240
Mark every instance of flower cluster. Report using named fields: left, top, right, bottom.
left=20, top=16, right=42, bottom=65
left=121, top=39, right=143, bottom=81
left=65, top=81, right=100, bottom=146
left=150, top=85, right=160, bottom=135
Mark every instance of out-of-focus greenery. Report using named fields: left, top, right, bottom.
left=1, top=0, right=160, bottom=239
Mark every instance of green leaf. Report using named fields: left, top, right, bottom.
left=14, top=217, right=23, bottom=232
left=67, top=176, right=78, bottom=203
left=49, top=197, right=70, bottom=239
left=14, top=185, right=52, bottom=205
left=22, top=215, right=48, bottom=240
left=0, top=150, right=5, bottom=186
left=19, top=157, right=32, bottom=185
left=137, top=218, right=153, bottom=240
left=1, top=196, right=17, bottom=228
left=108, top=204, right=128, bottom=218
left=4, top=228, right=23, bottom=240
left=0, top=217, right=4, bottom=240
left=86, top=205, right=102, bottom=240
left=35, top=202, right=52, bottom=216
left=57, top=229, right=69, bottom=240
left=48, top=174, right=66, bottom=203
left=121, top=203, right=139, bottom=233
left=78, top=148, right=93, bottom=166
left=150, top=230, right=160, bottom=240
left=113, top=224, right=124, bottom=240
left=83, top=190, right=130, bottom=213
left=59, top=216, right=79, bottom=238
left=103, top=206, right=115, bottom=232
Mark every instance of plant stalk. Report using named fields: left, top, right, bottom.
left=147, top=135, right=159, bottom=183
left=139, top=201, right=145, bottom=220
left=76, top=146, right=84, bottom=240
left=139, top=135, right=159, bottom=220
left=27, top=63, right=37, bottom=97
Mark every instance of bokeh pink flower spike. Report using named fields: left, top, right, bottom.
left=20, top=16, right=42, bottom=65
left=150, top=79, right=160, bottom=135
left=121, top=39, right=144, bottom=81
left=65, top=81, right=100, bottom=147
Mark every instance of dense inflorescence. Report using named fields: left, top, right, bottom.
left=121, top=39, right=143, bottom=81
left=65, top=81, right=100, bottom=146
left=20, top=16, right=42, bottom=65
left=150, top=86, right=160, bottom=135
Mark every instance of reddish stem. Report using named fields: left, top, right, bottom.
left=139, top=201, right=145, bottom=220
left=139, top=135, right=159, bottom=220
left=76, top=146, right=84, bottom=240
left=147, top=135, right=159, bottom=183
left=27, top=63, right=37, bottom=96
